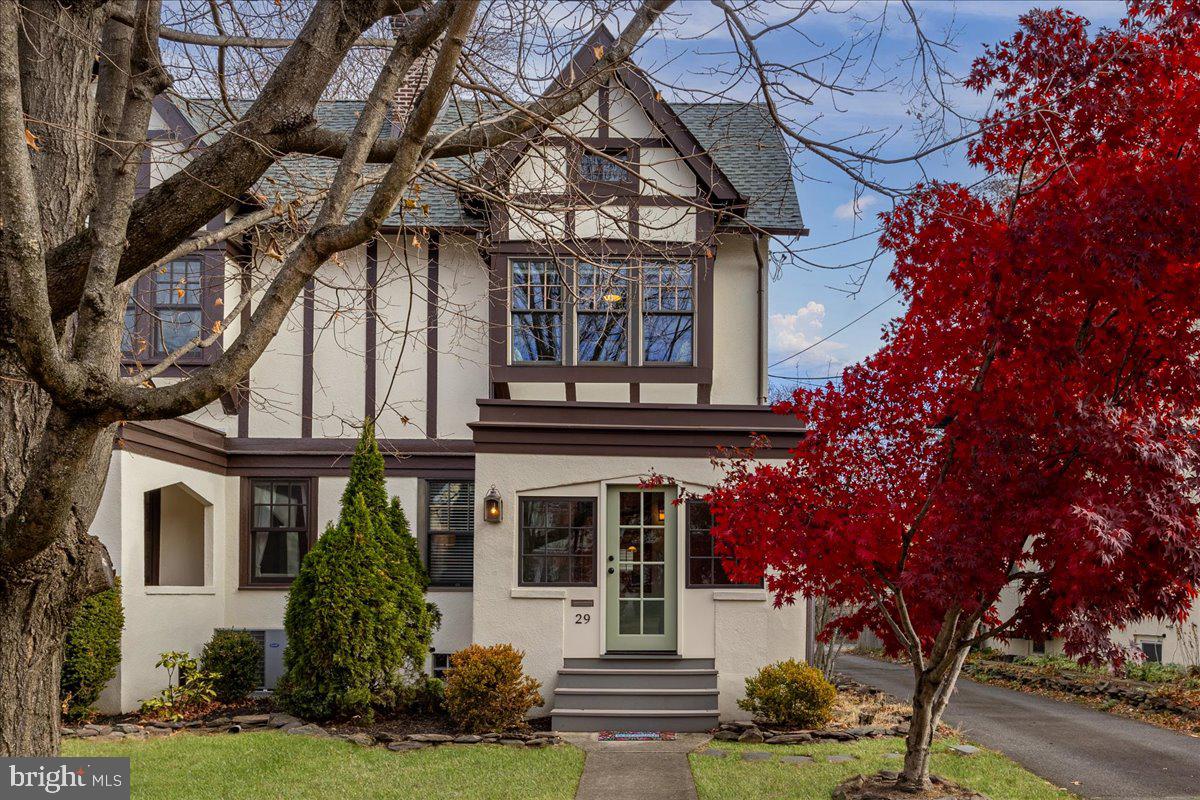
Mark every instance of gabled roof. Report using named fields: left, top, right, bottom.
left=161, top=38, right=804, bottom=236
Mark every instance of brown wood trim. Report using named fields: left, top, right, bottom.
left=113, top=418, right=475, bottom=478
left=564, top=382, right=577, bottom=401
left=629, top=383, right=640, bottom=403
left=597, top=84, right=609, bottom=139
left=227, top=437, right=474, bottom=478
left=365, top=240, right=378, bottom=421
left=491, top=364, right=711, bottom=384
left=517, top=496, right=598, bottom=587
left=116, top=419, right=228, bottom=474
left=470, top=398, right=805, bottom=457
left=614, top=64, right=741, bottom=203
left=301, top=280, right=314, bottom=437
left=239, top=476, right=319, bottom=590
left=684, top=499, right=762, bottom=589
left=426, top=232, right=440, bottom=438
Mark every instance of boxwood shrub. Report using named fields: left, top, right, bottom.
left=738, top=659, right=836, bottom=728
left=200, top=629, right=263, bottom=703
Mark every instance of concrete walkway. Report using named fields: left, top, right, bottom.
left=563, top=732, right=706, bottom=800
left=839, top=654, right=1200, bottom=800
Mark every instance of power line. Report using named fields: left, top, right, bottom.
left=768, top=373, right=843, bottom=381
left=768, top=291, right=901, bottom=369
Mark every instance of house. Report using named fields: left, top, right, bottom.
left=91, top=30, right=812, bottom=731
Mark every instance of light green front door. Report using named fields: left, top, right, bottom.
left=604, top=486, right=677, bottom=652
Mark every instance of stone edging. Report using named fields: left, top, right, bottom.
left=62, top=713, right=565, bottom=750
left=963, top=660, right=1200, bottom=721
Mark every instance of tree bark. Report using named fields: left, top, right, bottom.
left=899, top=647, right=971, bottom=791
left=0, top=1, right=114, bottom=757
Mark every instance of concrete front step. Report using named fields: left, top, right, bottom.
left=556, top=668, right=718, bottom=690
left=553, top=687, right=719, bottom=711
left=564, top=657, right=716, bottom=670
left=551, top=708, right=719, bottom=733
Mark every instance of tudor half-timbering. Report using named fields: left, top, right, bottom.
left=92, top=29, right=810, bottom=731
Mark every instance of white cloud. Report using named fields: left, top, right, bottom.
left=770, top=302, right=848, bottom=367
left=834, top=195, right=879, bottom=221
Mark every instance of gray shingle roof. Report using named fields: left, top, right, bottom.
left=170, top=97, right=803, bottom=234
left=674, top=102, right=805, bottom=234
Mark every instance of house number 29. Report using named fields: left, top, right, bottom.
left=574, top=613, right=591, bottom=624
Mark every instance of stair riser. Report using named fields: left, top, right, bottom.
left=563, top=658, right=715, bottom=670
left=552, top=692, right=718, bottom=711
left=556, top=672, right=717, bottom=690
left=552, top=713, right=717, bottom=733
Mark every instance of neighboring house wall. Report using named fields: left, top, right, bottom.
left=991, top=585, right=1200, bottom=666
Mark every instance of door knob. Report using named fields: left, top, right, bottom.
left=607, top=567, right=615, bottom=575
left=607, top=555, right=614, bottom=562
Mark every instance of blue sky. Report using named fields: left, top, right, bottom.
left=633, top=0, right=1129, bottom=392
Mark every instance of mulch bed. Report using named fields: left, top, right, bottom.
left=833, top=772, right=988, bottom=800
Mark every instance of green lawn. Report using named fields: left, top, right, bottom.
left=689, top=737, right=1077, bottom=800
left=65, top=731, right=584, bottom=800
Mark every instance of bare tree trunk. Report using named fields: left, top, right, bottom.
left=0, top=1, right=113, bottom=757
left=0, top=527, right=113, bottom=755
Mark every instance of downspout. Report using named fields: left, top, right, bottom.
left=752, top=233, right=768, bottom=405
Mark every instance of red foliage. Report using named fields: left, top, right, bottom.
left=707, top=1, right=1200, bottom=664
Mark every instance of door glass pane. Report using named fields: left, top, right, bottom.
left=619, top=529, right=640, bottom=561
left=642, top=529, right=664, bottom=562
left=643, top=600, right=665, bottom=635
left=645, top=492, right=665, bottom=525
left=619, top=564, right=640, bottom=597
left=619, top=600, right=641, bottom=634
left=642, top=564, right=664, bottom=598
left=619, top=492, right=641, bottom=525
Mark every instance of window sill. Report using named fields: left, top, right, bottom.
left=492, top=364, right=711, bottom=384
left=711, top=589, right=768, bottom=602
left=510, top=587, right=568, bottom=600
left=238, top=582, right=294, bottom=591
left=145, top=586, right=217, bottom=595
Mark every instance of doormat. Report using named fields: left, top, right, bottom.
left=598, top=731, right=677, bottom=741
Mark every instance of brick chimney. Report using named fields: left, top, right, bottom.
left=391, top=19, right=437, bottom=131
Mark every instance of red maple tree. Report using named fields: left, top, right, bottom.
left=707, top=2, right=1200, bottom=792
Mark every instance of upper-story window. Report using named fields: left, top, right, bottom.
left=642, top=262, right=694, bottom=363
left=509, top=259, right=695, bottom=367
left=578, top=147, right=635, bottom=195
left=152, top=259, right=204, bottom=355
left=577, top=263, right=629, bottom=364
left=511, top=261, right=563, bottom=363
left=123, top=255, right=222, bottom=367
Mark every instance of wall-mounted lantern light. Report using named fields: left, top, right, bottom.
left=484, top=485, right=503, bottom=523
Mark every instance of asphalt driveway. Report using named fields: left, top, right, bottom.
left=838, top=654, right=1200, bottom=800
